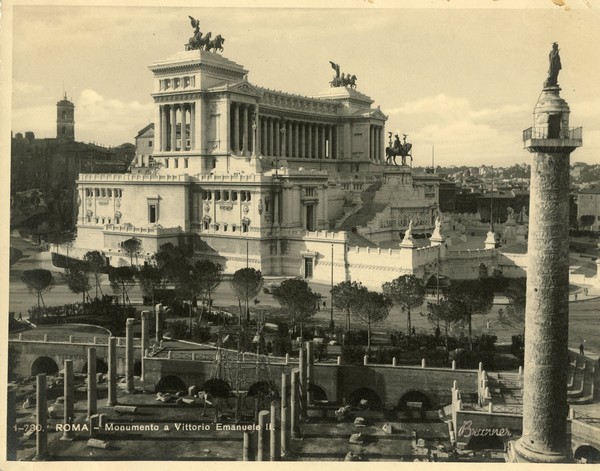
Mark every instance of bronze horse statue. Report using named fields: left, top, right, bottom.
left=206, top=34, right=225, bottom=53
left=385, top=132, right=412, bottom=166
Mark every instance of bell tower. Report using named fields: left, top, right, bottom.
left=57, top=92, right=75, bottom=142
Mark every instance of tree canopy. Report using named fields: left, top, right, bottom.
left=331, top=280, right=364, bottom=331
left=108, top=266, right=137, bottom=307
left=498, top=277, right=526, bottom=335
left=193, top=259, right=223, bottom=303
left=350, top=289, right=392, bottom=353
left=21, top=268, right=54, bottom=312
left=382, top=274, right=426, bottom=335
left=84, top=250, right=107, bottom=299
left=64, top=266, right=91, bottom=304
left=121, top=237, right=143, bottom=265
left=230, top=268, right=264, bottom=322
left=272, top=278, right=320, bottom=339
left=445, top=279, right=494, bottom=351
left=136, top=262, right=165, bottom=306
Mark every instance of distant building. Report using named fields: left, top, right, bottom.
left=577, top=186, right=600, bottom=231
left=133, top=123, right=155, bottom=169
left=10, top=95, right=132, bottom=232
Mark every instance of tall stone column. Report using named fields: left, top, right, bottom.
left=61, top=359, right=75, bottom=440
left=280, top=122, right=287, bottom=158
left=242, top=105, right=248, bottom=154
left=155, top=304, right=163, bottom=343
left=307, top=124, right=312, bottom=159
left=510, top=51, right=582, bottom=463
left=327, top=125, right=332, bottom=159
left=290, top=369, right=300, bottom=438
left=190, top=103, right=196, bottom=150
left=160, top=105, right=168, bottom=151
left=125, top=318, right=135, bottom=393
left=243, top=431, right=255, bottom=461
left=287, top=121, right=293, bottom=157
left=280, top=372, right=290, bottom=456
left=321, top=125, right=326, bottom=159
left=300, top=123, right=306, bottom=158
left=36, top=374, right=47, bottom=459
left=307, top=341, right=314, bottom=404
left=233, top=102, right=240, bottom=154
left=107, top=336, right=117, bottom=406
left=141, top=310, right=150, bottom=382
left=181, top=104, right=187, bottom=151
left=294, top=122, right=299, bottom=157
left=257, top=410, right=270, bottom=461
left=87, top=347, right=97, bottom=418
left=270, top=400, right=280, bottom=461
left=299, top=347, right=307, bottom=420
left=170, top=105, right=177, bottom=152
left=275, top=119, right=280, bottom=157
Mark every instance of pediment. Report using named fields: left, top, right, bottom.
left=228, top=81, right=263, bottom=98
left=369, top=108, right=388, bottom=120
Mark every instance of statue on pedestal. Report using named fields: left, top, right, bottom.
left=544, top=42, right=561, bottom=88
left=385, top=132, right=413, bottom=166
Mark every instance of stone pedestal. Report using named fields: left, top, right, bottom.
left=125, top=318, right=135, bottom=393
left=107, top=336, right=118, bottom=406
left=61, top=359, right=75, bottom=440
left=87, top=347, right=97, bottom=418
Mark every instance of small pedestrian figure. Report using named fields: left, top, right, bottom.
left=584, top=288, right=589, bottom=296
left=18, top=312, right=22, bottom=321
left=486, top=320, right=490, bottom=330
left=412, top=326, right=416, bottom=336
left=575, top=293, right=578, bottom=301
left=579, top=341, right=585, bottom=356
left=323, top=300, right=327, bottom=309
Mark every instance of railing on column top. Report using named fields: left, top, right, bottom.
left=523, top=126, right=582, bottom=141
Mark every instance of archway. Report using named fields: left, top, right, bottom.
left=31, top=357, right=59, bottom=376
left=81, top=358, right=109, bottom=374
left=309, top=384, right=328, bottom=403
left=348, top=388, right=383, bottom=409
left=398, top=390, right=434, bottom=411
left=574, top=445, right=600, bottom=464
left=155, top=375, right=187, bottom=394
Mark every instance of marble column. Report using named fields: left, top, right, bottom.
left=321, top=125, right=326, bottom=159
left=36, top=374, right=47, bottom=459
left=243, top=431, right=255, bottom=461
left=190, top=103, right=196, bottom=150
left=511, top=84, right=581, bottom=463
left=327, top=125, right=333, bottom=159
left=180, top=104, right=187, bottom=151
left=270, top=400, right=280, bottom=461
left=257, top=410, right=270, bottom=461
left=275, top=119, right=280, bottom=157
left=155, top=304, right=163, bottom=343
left=287, top=121, right=293, bottom=157
left=107, top=336, right=117, bottom=406
left=242, top=105, right=248, bottom=154
left=294, top=122, right=299, bottom=157
left=299, top=348, right=307, bottom=420
left=160, top=105, right=168, bottom=151
left=125, top=318, right=135, bottom=393
left=141, top=310, right=150, bottom=382
left=307, top=124, right=313, bottom=159
left=307, top=341, right=314, bottom=404
left=233, top=103, right=240, bottom=154
left=300, top=123, right=306, bottom=158
left=291, top=369, right=300, bottom=438
left=280, top=372, right=290, bottom=456
left=61, top=359, right=75, bottom=440
left=170, top=105, right=177, bottom=152
left=87, top=347, right=97, bottom=418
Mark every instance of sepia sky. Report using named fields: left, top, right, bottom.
left=7, top=1, right=600, bottom=167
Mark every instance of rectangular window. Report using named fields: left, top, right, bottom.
left=148, top=140, right=153, bottom=147
left=101, top=188, right=106, bottom=197
left=304, top=257, right=314, bottom=278
left=241, top=192, right=246, bottom=202
left=203, top=220, right=209, bottom=230
left=184, top=158, right=189, bottom=168
left=232, top=191, right=238, bottom=201
left=242, top=222, right=248, bottom=233
left=95, top=188, right=100, bottom=197
left=223, top=191, right=229, bottom=201
left=215, top=191, right=221, bottom=201
left=107, top=189, right=112, bottom=197
left=174, top=158, right=179, bottom=169
left=165, top=159, right=169, bottom=168
left=149, top=204, right=157, bottom=223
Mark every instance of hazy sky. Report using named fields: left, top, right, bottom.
left=8, top=2, right=600, bottom=167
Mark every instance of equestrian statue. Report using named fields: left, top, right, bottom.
left=385, top=132, right=413, bottom=166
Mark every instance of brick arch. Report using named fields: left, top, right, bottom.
left=31, top=356, right=59, bottom=376
left=155, top=375, right=187, bottom=394
left=397, top=389, right=435, bottom=411
left=574, top=445, right=600, bottom=464
left=347, top=387, right=383, bottom=409
left=81, top=358, right=109, bottom=374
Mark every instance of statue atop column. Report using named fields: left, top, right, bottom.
left=544, top=42, right=562, bottom=88
left=329, top=61, right=357, bottom=89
